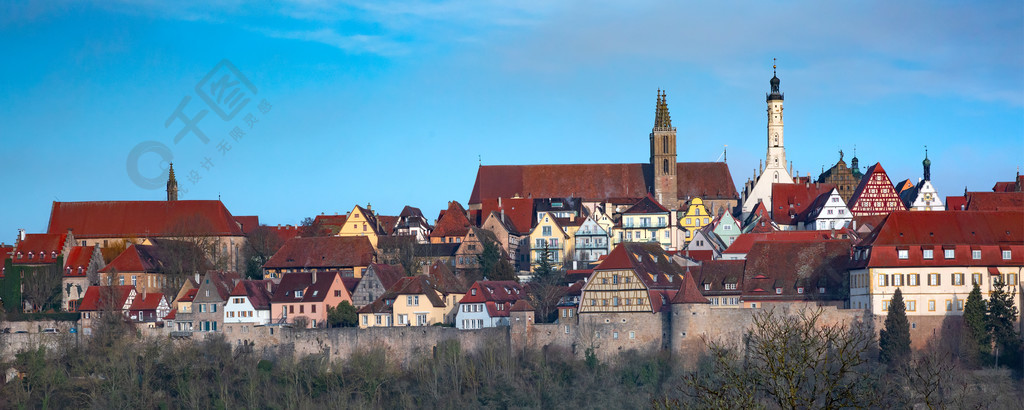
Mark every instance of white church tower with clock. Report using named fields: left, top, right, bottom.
left=741, top=62, right=795, bottom=217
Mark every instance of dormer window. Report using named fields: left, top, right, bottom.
left=703, top=283, right=710, bottom=291
left=897, top=250, right=909, bottom=259
left=797, top=287, right=804, bottom=294
left=471, top=288, right=477, bottom=296
left=819, top=287, right=826, bottom=294
left=295, top=290, right=304, bottom=298
left=922, top=249, right=933, bottom=259
left=775, top=288, right=782, bottom=294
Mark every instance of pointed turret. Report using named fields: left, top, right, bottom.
left=767, top=59, right=783, bottom=101
left=850, top=146, right=862, bottom=179
left=922, top=147, right=931, bottom=181
left=166, top=163, right=178, bottom=201
left=653, top=90, right=673, bottom=130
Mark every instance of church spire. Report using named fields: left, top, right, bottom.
left=922, top=146, right=931, bottom=181
left=167, top=162, right=178, bottom=201
left=654, top=89, right=673, bottom=130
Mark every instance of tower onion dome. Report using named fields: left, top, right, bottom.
left=767, top=62, right=783, bottom=101
left=923, top=147, right=931, bottom=181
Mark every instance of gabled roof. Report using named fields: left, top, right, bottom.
left=695, top=260, right=746, bottom=294
left=47, top=200, right=243, bottom=238
left=857, top=211, right=1023, bottom=247
left=723, top=231, right=835, bottom=256
left=426, top=259, right=467, bottom=294
left=377, top=216, right=399, bottom=235
left=991, top=174, right=1022, bottom=192
left=313, top=214, right=347, bottom=235
left=234, top=216, right=260, bottom=235
left=478, top=197, right=533, bottom=234
left=771, top=183, right=836, bottom=226
left=270, top=271, right=343, bottom=304
left=623, top=194, right=670, bottom=214
left=178, top=288, right=199, bottom=303
left=230, top=280, right=274, bottom=310
left=461, top=280, right=526, bottom=317
left=264, top=236, right=375, bottom=269
left=63, top=246, right=97, bottom=276
left=387, top=276, right=447, bottom=306
left=198, top=271, right=240, bottom=301
left=946, top=196, right=968, bottom=211
left=965, top=192, right=1024, bottom=211
left=847, top=162, right=906, bottom=216
left=367, top=263, right=408, bottom=291
left=12, top=233, right=68, bottom=265
left=511, top=299, right=534, bottom=312
left=431, top=201, right=472, bottom=239
left=893, top=179, right=915, bottom=194
left=595, top=242, right=686, bottom=289
left=79, top=285, right=135, bottom=311
left=129, top=292, right=166, bottom=311
left=468, top=162, right=739, bottom=205
left=742, top=240, right=850, bottom=301
left=100, top=240, right=212, bottom=274
left=742, top=201, right=777, bottom=233
left=351, top=205, right=388, bottom=236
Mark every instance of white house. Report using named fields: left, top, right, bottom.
left=224, top=280, right=274, bottom=335
left=455, top=281, right=525, bottom=329
left=802, top=188, right=853, bottom=230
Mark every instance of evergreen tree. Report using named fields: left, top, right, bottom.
left=327, top=301, right=358, bottom=328
left=477, top=238, right=502, bottom=279
left=879, top=288, right=911, bottom=365
left=962, top=283, right=987, bottom=362
left=984, top=278, right=1021, bottom=368
left=490, top=257, right=517, bottom=281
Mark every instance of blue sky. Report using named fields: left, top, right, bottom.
left=1, top=0, right=1022, bottom=239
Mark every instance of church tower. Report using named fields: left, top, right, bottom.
left=650, top=90, right=678, bottom=209
left=167, top=162, right=178, bottom=201
left=740, top=62, right=795, bottom=216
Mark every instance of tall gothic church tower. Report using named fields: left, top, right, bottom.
left=650, top=90, right=678, bottom=209
left=167, top=162, right=178, bottom=201
left=741, top=63, right=794, bottom=216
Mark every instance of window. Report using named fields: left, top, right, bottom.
left=908, top=274, right=919, bottom=286
left=946, top=300, right=953, bottom=312
left=199, top=304, right=206, bottom=313
left=375, top=315, right=382, bottom=325
left=818, top=287, right=826, bottom=294
left=797, top=287, right=804, bottom=294
left=922, top=249, right=933, bottom=259
left=878, top=274, right=887, bottom=287
left=335, top=290, right=341, bottom=297
left=131, top=276, right=137, bottom=286
left=1002, top=250, right=1012, bottom=260
left=972, top=273, right=983, bottom=286
left=289, top=306, right=294, bottom=314
left=775, top=288, right=782, bottom=294
left=972, top=250, right=981, bottom=260
left=703, top=283, right=710, bottom=291
left=542, top=226, right=552, bottom=236
left=892, top=274, right=903, bottom=287
left=629, top=331, right=636, bottom=339
left=299, top=305, right=304, bottom=314
left=311, top=305, right=317, bottom=313
left=725, top=283, right=736, bottom=290
left=928, top=273, right=940, bottom=286
left=957, top=300, right=964, bottom=311
left=612, top=297, right=619, bottom=306
left=928, top=300, right=935, bottom=311
left=898, top=250, right=909, bottom=259
left=907, top=301, right=916, bottom=311
left=1008, top=273, right=1018, bottom=285
left=882, top=301, right=890, bottom=311
left=952, top=273, right=964, bottom=286
left=398, top=314, right=408, bottom=325
left=944, top=249, right=955, bottom=259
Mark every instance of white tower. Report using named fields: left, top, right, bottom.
left=741, top=61, right=794, bottom=216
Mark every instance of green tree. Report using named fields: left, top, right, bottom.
left=327, top=301, right=358, bottom=328
left=476, top=238, right=502, bottom=279
left=879, top=288, right=911, bottom=365
left=490, top=257, right=517, bottom=281
left=962, top=283, right=986, bottom=362
left=984, top=278, right=1021, bottom=368
left=526, top=248, right=565, bottom=323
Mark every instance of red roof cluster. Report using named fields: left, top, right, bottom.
left=78, top=285, right=135, bottom=312
left=12, top=233, right=69, bottom=265
left=264, top=236, right=376, bottom=270
left=855, top=211, right=1024, bottom=268
left=63, top=246, right=97, bottom=277
left=48, top=200, right=243, bottom=238
left=723, top=231, right=835, bottom=256
left=770, top=182, right=836, bottom=225
left=430, top=201, right=471, bottom=240
left=478, top=197, right=533, bottom=234
left=460, top=281, right=526, bottom=317
left=469, top=162, right=738, bottom=205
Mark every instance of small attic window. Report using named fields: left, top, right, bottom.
left=471, top=288, right=477, bottom=296
left=28, top=252, right=34, bottom=259
left=775, top=288, right=782, bottom=294
left=703, top=283, right=710, bottom=291
left=313, top=291, right=318, bottom=296
left=797, top=287, right=804, bottom=294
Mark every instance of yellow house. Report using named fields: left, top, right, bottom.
left=528, top=211, right=583, bottom=270
left=678, top=197, right=712, bottom=244
left=612, top=196, right=673, bottom=250
left=356, top=275, right=463, bottom=328
left=337, top=204, right=387, bottom=249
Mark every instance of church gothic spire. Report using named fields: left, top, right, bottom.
left=650, top=89, right=678, bottom=208
left=167, top=163, right=178, bottom=201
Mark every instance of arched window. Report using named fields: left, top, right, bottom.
left=662, top=136, right=668, bottom=154
left=663, top=159, right=669, bottom=174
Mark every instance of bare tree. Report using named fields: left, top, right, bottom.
left=243, top=225, right=284, bottom=279
left=22, top=264, right=62, bottom=312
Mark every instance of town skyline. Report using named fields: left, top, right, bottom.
left=2, top=1, right=1021, bottom=238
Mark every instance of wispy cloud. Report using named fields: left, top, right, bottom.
left=261, top=27, right=408, bottom=56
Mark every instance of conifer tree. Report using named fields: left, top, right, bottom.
left=962, top=283, right=987, bottom=361
left=879, top=288, right=911, bottom=364
left=984, top=279, right=1021, bottom=368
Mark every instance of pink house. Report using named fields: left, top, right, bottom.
left=269, top=271, right=356, bottom=328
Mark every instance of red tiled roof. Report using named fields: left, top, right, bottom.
left=79, top=285, right=135, bottom=311
left=671, top=269, right=710, bottom=304
left=341, top=277, right=361, bottom=294
left=946, top=196, right=968, bottom=211
left=623, top=194, right=670, bottom=214
left=100, top=240, right=212, bottom=274
left=991, top=175, right=1022, bottom=192
left=47, top=200, right=243, bottom=238
left=742, top=240, right=850, bottom=302
left=231, top=280, right=275, bottom=309
left=270, top=271, right=343, bottom=304
left=234, top=216, right=260, bottom=235
left=367, top=263, right=408, bottom=291
left=965, top=192, right=1024, bottom=211
left=511, top=299, right=534, bottom=312
left=165, top=308, right=177, bottom=320
left=431, top=201, right=471, bottom=239
left=695, top=260, right=746, bottom=294
left=743, top=201, right=776, bottom=233
left=680, top=249, right=715, bottom=262
left=12, top=233, right=68, bottom=265
left=264, top=236, right=375, bottom=269
left=267, top=225, right=300, bottom=242
left=179, top=288, right=199, bottom=303
left=63, top=246, right=96, bottom=276
left=723, top=231, right=835, bottom=256
left=313, top=214, right=347, bottom=235
left=461, top=280, right=526, bottom=317
left=479, top=197, right=533, bottom=234
left=377, top=216, right=399, bottom=235
left=130, top=292, right=165, bottom=311
left=468, top=162, right=738, bottom=205
left=595, top=242, right=686, bottom=289
left=771, top=183, right=836, bottom=225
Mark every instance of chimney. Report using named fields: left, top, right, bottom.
left=311, top=271, right=317, bottom=284
left=194, top=272, right=200, bottom=284
left=18, top=229, right=25, bottom=241
left=266, top=281, right=272, bottom=292
left=498, top=197, right=502, bottom=207
left=501, top=209, right=505, bottom=223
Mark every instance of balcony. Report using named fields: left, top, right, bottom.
left=532, top=242, right=564, bottom=250
left=576, top=241, right=608, bottom=250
